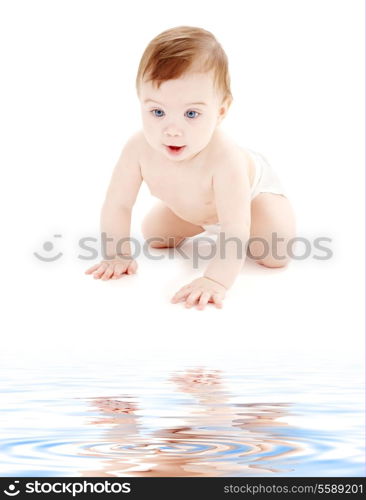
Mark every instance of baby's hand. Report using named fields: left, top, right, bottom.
left=171, top=277, right=226, bottom=310
left=85, top=256, right=137, bottom=280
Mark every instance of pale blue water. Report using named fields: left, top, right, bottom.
left=0, top=358, right=364, bottom=477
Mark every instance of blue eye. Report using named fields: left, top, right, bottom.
left=185, top=110, right=200, bottom=119
left=151, top=109, right=165, bottom=118
left=150, top=108, right=200, bottom=119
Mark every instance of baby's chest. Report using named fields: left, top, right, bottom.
left=142, top=165, right=215, bottom=216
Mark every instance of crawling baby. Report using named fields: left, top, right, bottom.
left=85, top=26, right=296, bottom=310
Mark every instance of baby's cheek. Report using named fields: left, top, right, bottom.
left=193, top=125, right=215, bottom=147
left=141, top=122, right=158, bottom=142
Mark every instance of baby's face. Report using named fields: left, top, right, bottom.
left=139, top=71, right=227, bottom=162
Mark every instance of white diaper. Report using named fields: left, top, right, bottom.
left=202, top=149, right=286, bottom=234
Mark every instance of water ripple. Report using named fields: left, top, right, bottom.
left=0, top=364, right=364, bottom=476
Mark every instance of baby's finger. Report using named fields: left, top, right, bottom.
left=197, top=291, right=211, bottom=310
left=127, top=260, right=137, bottom=274
left=113, top=263, right=128, bottom=278
left=101, top=266, right=114, bottom=280
left=110, top=273, right=121, bottom=280
left=212, top=293, right=223, bottom=309
left=171, top=286, right=192, bottom=303
left=85, top=263, right=101, bottom=274
left=185, top=289, right=203, bottom=308
left=93, top=263, right=108, bottom=279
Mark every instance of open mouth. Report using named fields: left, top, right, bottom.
left=165, top=145, right=186, bottom=155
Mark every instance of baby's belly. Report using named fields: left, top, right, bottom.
left=168, top=200, right=219, bottom=227
left=145, top=179, right=219, bottom=226
left=148, top=189, right=217, bottom=226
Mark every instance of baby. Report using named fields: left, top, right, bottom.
left=85, top=26, right=296, bottom=310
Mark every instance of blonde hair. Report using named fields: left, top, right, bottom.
left=136, top=26, right=233, bottom=106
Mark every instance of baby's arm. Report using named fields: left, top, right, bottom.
left=85, top=132, right=143, bottom=280
left=203, top=154, right=251, bottom=289
left=172, top=154, right=251, bottom=308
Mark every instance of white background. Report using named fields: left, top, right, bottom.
left=0, top=0, right=364, bottom=368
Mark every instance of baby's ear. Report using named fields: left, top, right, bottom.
left=217, top=100, right=230, bottom=123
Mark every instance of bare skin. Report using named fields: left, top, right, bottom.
left=85, top=70, right=296, bottom=309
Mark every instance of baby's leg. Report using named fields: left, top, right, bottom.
left=142, top=201, right=204, bottom=248
left=248, top=193, right=296, bottom=267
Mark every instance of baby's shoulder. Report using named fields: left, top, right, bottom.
left=210, top=133, right=255, bottom=182
left=124, top=129, right=145, bottom=152
left=118, top=130, right=151, bottom=170
left=126, top=129, right=157, bottom=163
left=211, top=134, right=251, bottom=169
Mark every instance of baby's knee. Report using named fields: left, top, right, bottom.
left=257, top=256, right=289, bottom=268
left=141, top=212, right=186, bottom=248
left=143, top=233, right=185, bottom=249
left=248, top=231, right=293, bottom=267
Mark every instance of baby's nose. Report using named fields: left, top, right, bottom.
left=164, top=125, right=183, bottom=137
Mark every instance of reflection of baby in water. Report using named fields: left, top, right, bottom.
left=80, top=368, right=301, bottom=477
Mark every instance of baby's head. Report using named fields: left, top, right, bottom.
left=136, top=26, right=233, bottom=162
